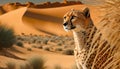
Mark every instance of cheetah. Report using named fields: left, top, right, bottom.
left=63, top=7, right=120, bottom=69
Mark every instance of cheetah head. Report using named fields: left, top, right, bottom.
left=63, top=8, right=90, bottom=32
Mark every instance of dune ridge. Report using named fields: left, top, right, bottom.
left=0, top=7, right=47, bottom=35
left=0, top=1, right=82, bottom=15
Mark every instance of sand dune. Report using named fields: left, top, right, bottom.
left=26, top=4, right=102, bottom=24
left=0, top=7, right=46, bottom=35
left=0, top=4, right=102, bottom=36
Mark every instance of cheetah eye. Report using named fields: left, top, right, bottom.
left=64, top=16, right=66, bottom=19
left=71, top=16, right=77, bottom=20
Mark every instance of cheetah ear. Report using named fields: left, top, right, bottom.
left=83, top=7, right=90, bottom=18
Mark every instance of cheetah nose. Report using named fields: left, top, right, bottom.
left=63, top=22, right=68, bottom=26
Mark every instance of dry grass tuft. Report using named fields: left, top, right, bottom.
left=20, top=62, right=32, bottom=69
left=16, top=41, right=24, bottom=47
left=27, top=56, right=46, bottom=69
left=43, top=47, right=50, bottom=51
left=54, top=64, right=62, bottom=69
left=62, top=49, right=74, bottom=55
left=6, top=61, right=16, bottom=69
left=0, top=25, right=16, bottom=49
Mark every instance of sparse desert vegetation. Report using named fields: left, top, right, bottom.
left=0, top=25, right=75, bottom=69
left=6, top=56, right=46, bottom=69
left=15, top=34, right=75, bottom=55
left=0, top=31, right=75, bottom=69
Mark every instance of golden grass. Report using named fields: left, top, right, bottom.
left=91, top=0, right=120, bottom=68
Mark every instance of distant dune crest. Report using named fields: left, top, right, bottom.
left=0, top=0, right=82, bottom=15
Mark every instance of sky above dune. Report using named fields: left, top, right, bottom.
left=0, top=0, right=104, bottom=5
left=0, top=0, right=62, bottom=4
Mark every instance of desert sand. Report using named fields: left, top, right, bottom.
left=0, top=3, right=103, bottom=69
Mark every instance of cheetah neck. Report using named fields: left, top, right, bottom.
left=73, top=30, right=86, bottom=51
left=73, top=19, right=94, bottom=51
